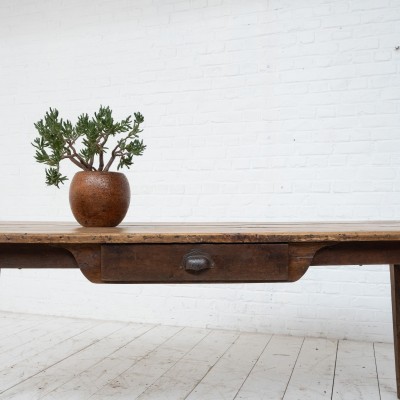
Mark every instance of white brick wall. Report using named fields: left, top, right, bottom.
left=0, top=0, right=399, bottom=342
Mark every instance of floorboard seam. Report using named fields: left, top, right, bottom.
left=232, top=333, right=273, bottom=400
left=0, top=321, right=114, bottom=395
left=373, top=342, right=382, bottom=400
left=183, top=331, right=242, bottom=400
left=281, top=336, right=305, bottom=400
left=87, top=326, right=186, bottom=399
left=41, top=323, right=157, bottom=400
left=330, top=339, right=339, bottom=400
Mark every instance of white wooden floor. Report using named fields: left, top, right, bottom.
left=0, top=312, right=397, bottom=400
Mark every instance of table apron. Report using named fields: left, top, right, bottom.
left=1, top=241, right=400, bottom=284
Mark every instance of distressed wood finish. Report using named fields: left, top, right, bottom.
left=0, top=311, right=397, bottom=400
left=1, top=221, right=400, bottom=244
left=392, top=264, right=400, bottom=398
left=1, top=221, right=400, bottom=398
left=313, top=242, right=400, bottom=266
left=0, top=244, right=77, bottom=269
left=101, top=244, right=289, bottom=283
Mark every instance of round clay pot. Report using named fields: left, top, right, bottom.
left=69, top=171, right=130, bottom=227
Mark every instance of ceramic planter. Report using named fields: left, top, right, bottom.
left=69, top=171, right=130, bottom=227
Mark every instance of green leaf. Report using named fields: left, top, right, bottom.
left=32, top=105, right=146, bottom=182
left=45, top=168, right=68, bottom=188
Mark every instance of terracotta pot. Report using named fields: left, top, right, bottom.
left=69, top=171, right=130, bottom=227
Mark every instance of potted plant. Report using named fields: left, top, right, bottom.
left=32, top=106, right=145, bottom=227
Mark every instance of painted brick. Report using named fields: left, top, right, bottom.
left=0, top=0, right=399, bottom=343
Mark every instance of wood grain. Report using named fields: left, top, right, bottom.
left=185, top=332, right=271, bottom=400
left=374, top=342, right=397, bottom=400
left=391, top=264, right=400, bottom=398
left=0, top=312, right=396, bottom=400
left=1, top=221, right=400, bottom=397
left=332, top=340, right=380, bottom=400
left=0, top=244, right=77, bottom=268
left=101, top=244, right=288, bottom=283
left=313, top=242, right=400, bottom=266
left=235, top=335, right=304, bottom=400
left=283, top=337, right=337, bottom=400
left=1, top=221, right=400, bottom=243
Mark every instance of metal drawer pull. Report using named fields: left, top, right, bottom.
left=182, top=250, right=214, bottom=273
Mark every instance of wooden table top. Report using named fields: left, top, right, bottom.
left=1, top=221, right=400, bottom=244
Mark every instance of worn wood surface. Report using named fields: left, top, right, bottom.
left=1, top=221, right=400, bottom=243
left=236, top=335, right=304, bottom=399
left=313, top=242, right=400, bottom=266
left=391, top=265, right=400, bottom=397
left=283, top=337, right=337, bottom=400
left=1, top=221, right=400, bottom=398
left=332, top=340, right=380, bottom=400
left=185, top=332, right=271, bottom=400
left=1, top=223, right=400, bottom=284
left=0, top=244, right=77, bottom=268
left=0, top=312, right=396, bottom=400
left=101, top=243, right=288, bottom=283
left=375, top=342, right=398, bottom=400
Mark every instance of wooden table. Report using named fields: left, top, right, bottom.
left=1, top=221, right=400, bottom=397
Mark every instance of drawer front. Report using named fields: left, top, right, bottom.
left=101, top=244, right=288, bottom=283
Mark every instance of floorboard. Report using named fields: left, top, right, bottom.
left=185, top=332, right=271, bottom=400
left=0, top=312, right=395, bottom=400
left=374, top=342, right=397, bottom=400
left=137, top=329, right=239, bottom=400
left=90, top=327, right=209, bottom=400
left=4, top=322, right=154, bottom=400
left=0, top=321, right=121, bottom=395
left=283, top=337, right=338, bottom=400
left=235, top=335, right=304, bottom=400
left=332, top=340, right=380, bottom=400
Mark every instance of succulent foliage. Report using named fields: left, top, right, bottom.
left=32, top=106, right=145, bottom=187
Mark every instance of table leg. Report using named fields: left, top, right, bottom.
left=390, top=264, right=400, bottom=399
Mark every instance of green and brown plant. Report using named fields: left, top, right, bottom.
left=32, top=105, right=145, bottom=187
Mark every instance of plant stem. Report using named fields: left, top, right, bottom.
left=98, top=151, right=104, bottom=171
left=103, top=127, right=137, bottom=171
left=65, top=155, right=90, bottom=170
left=103, top=151, right=116, bottom=172
left=67, top=140, right=95, bottom=171
left=95, top=132, right=110, bottom=171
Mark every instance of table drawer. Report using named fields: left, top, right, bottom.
left=101, top=244, right=288, bottom=283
